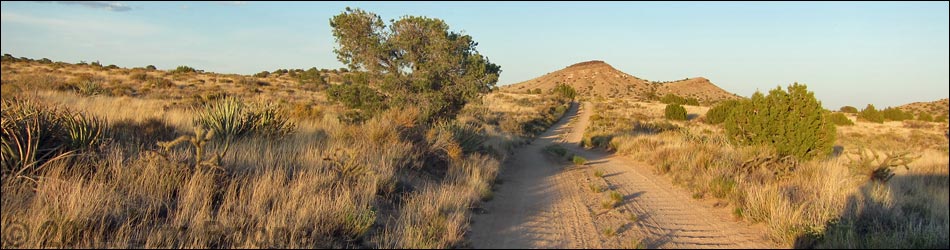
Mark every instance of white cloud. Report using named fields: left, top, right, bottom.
left=1, top=11, right=161, bottom=36
left=34, top=1, right=133, bottom=12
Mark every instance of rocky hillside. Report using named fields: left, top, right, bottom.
left=898, top=98, right=949, bottom=119
left=501, top=60, right=739, bottom=104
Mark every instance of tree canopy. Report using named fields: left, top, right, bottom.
left=329, top=7, right=501, bottom=122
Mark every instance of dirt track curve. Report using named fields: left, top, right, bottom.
left=468, top=102, right=779, bottom=249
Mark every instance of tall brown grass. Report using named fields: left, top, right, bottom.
left=1, top=61, right=570, bottom=248
left=587, top=101, right=949, bottom=248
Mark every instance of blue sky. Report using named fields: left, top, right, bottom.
left=1, top=1, right=947, bottom=109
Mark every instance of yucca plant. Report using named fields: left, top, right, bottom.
left=194, top=96, right=253, bottom=140
left=63, top=113, right=104, bottom=150
left=1, top=99, right=78, bottom=180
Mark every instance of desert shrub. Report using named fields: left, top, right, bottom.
left=1, top=99, right=104, bottom=177
left=145, top=65, right=157, bottom=70
left=725, top=83, right=835, bottom=160
left=572, top=155, right=587, bottom=165
left=330, top=8, right=500, bottom=123
left=146, top=77, right=174, bottom=88
left=129, top=72, right=148, bottom=82
left=170, top=65, right=197, bottom=74
left=552, top=83, right=577, bottom=100
left=827, top=112, right=855, bottom=126
left=544, top=144, right=567, bottom=157
left=881, top=107, right=913, bottom=121
left=66, top=73, right=105, bottom=96
left=839, top=106, right=858, bottom=113
left=253, top=71, right=270, bottom=78
left=664, top=103, right=687, bottom=121
left=704, top=100, right=740, bottom=124
left=660, top=93, right=699, bottom=106
left=193, top=97, right=295, bottom=139
left=297, top=67, right=326, bottom=87
left=902, top=120, right=932, bottom=129
left=917, top=112, right=934, bottom=122
left=858, top=104, right=885, bottom=123
left=327, top=75, right=387, bottom=123
left=935, top=114, right=947, bottom=123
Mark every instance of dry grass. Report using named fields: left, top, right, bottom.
left=585, top=97, right=949, bottom=248
left=1, top=59, right=570, bottom=248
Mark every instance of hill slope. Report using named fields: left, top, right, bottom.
left=501, top=60, right=738, bottom=104
left=898, top=98, right=949, bottom=119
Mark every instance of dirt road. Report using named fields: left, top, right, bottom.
left=468, top=102, right=778, bottom=249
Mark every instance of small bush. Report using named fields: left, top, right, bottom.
left=129, top=72, right=148, bottom=82
left=725, top=83, right=835, bottom=160
left=704, top=100, right=740, bottom=124
left=170, top=65, right=197, bottom=74
left=572, top=155, right=587, bottom=165
left=1, top=99, right=104, bottom=177
left=593, top=169, right=604, bottom=178
left=858, top=104, right=884, bottom=123
left=145, top=65, right=157, bottom=70
left=193, top=97, right=295, bottom=140
left=544, top=144, right=567, bottom=157
left=827, top=112, right=854, bottom=126
left=881, top=107, right=913, bottom=121
left=664, top=103, right=687, bottom=121
left=146, top=77, right=174, bottom=88
left=917, top=112, right=934, bottom=122
left=839, top=106, right=858, bottom=113
left=589, top=184, right=606, bottom=193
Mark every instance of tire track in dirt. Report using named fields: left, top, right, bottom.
left=468, top=102, right=778, bottom=249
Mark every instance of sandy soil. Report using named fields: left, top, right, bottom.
left=468, top=102, right=777, bottom=249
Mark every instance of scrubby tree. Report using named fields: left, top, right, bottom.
left=552, top=83, right=577, bottom=101
left=881, top=107, right=913, bottom=121
left=725, top=83, right=835, bottom=160
left=839, top=106, right=858, bottom=113
left=171, top=65, right=197, bottom=74
left=917, top=112, right=934, bottom=122
left=254, top=71, right=270, bottom=78
left=858, top=104, right=884, bottom=123
left=329, top=7, right=500, bottom=122
left=297, top=67, right=326, bottom=86
left=827, top=112, right=854, bottom=126
left=664, top=103, right=687, bottom=121
left=704, top=100, right=740, bottom=124
left=935, top=114, right=948, bottom=123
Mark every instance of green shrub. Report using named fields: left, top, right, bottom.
left=330, top=8, right=500, bottom=123
left=544, top=144, right=567, bottom=157
left=839, top=106, right=858, bottom=113
left=572, top=155, right=587, bottom=165
left=827, top=112, right=855, bottom=126
left=171, top=65, right=197, bottom=74
left=145, top=65, right=157, bottom=70
left=858, top=104, right=884, bottom=123
left=552, top=83, right=576, bottom=100
left=660, top=93, right=699, bottom=106
left=253, top=71, right=270, bottom=78
left=193, top=97, right=295, bottom=139
left=704, top=100, right=740, bottom=124
left=297, top=67, right=326, bottom=86
left=664, top=103, right=687, bottom=121
left=917, top=112, right=934, bottom=122
left=881, top=107, right=913, bottom=121
left=935, top=114, right=947, bottom=123
left=725, top=83, right=835, bottom=160
left=1, top=100, right=104, bottom=177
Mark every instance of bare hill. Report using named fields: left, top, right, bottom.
left=501, top=60, right=739, bottom=104
left=898, top=98, right=949, bottom=119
